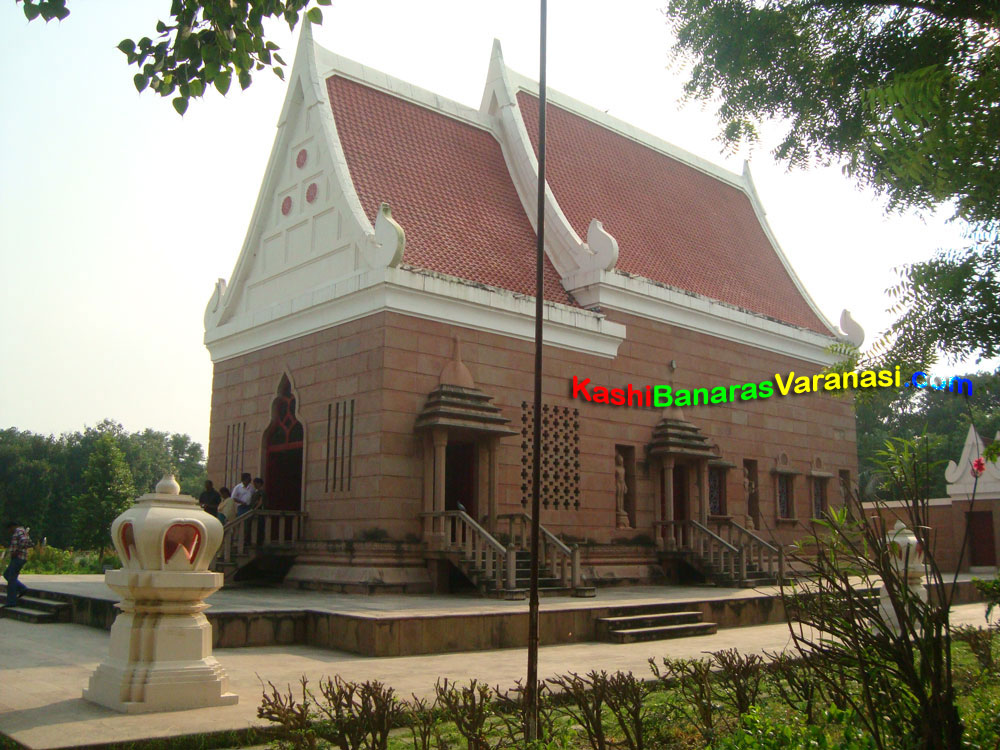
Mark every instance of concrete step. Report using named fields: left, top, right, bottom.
left=514, top=577, right=563, bottom=588
left=606, top=601, right=706, bottom=617
left=598, top=611, right=703, bottom=630
left=0, top=604, right=58, bottom=624
left=606, top=621, right=718, bottom=643
left=16, top=595, right=69, bottom=618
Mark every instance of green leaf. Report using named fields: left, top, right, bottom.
left=117, top=39, right=135, bottom=55
left=189, top=80, right=205, bottom=97
left=172, top=96, right=189, bottom=116
left=214, top=72, right=232, bottom=95
left=133, top=74, right=149, bottom=93
left=306, top=7, right=323, bottom=24
left=23, top=3, right=41, bottom=21
left=238, top=70, right=252, bottom=91
left=273, top=66, right=285, bottom=81
left=316, top=0, right=332, bottom=5
left=273, top=53, right=286, bottom=66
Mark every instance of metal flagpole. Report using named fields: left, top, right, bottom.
left=525, top=0, right=547, bottom=741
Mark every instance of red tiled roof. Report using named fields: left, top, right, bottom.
left=327, top=76, right=573, bottom=306
left=517, top=92, right=830, bottom=334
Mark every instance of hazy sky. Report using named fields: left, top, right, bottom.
left=0, top=1, right=983, bottom=452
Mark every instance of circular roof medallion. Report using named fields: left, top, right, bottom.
left=306, top=183, right=318, bottom=203
left=296, top=149, right=307, bottom=168
left=281, top=196, right=292, bottom=216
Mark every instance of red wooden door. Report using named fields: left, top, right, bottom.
left=967, top=511, right=997, bottom=567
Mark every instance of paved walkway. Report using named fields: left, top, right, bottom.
left=0, top=599, right=990, bottom=750
left=17, top=574, right=788, bottom=615
left=15, top=573, right=983, bottom=617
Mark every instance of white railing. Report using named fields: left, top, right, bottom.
left=656, top=519, right=744, bottom=582
left=218, top=509, right=306, bottom=565
left=425, top=510, right=514, bottom=591
left=497, top=512, right=582, bottom=589
left=709, top=518, right=784, bottom=582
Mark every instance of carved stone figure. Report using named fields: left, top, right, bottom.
left=615, top=453, right=630, bottom=529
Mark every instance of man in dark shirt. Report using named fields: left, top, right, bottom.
left=198, top=480, right=222, bottom=519
left=4, top=521, right=31, bottom=607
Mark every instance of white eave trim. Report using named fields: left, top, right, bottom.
left=565, top=270, right=838, bottom=366
left=863, top=498, right=956, bottom=509
left=205, top=267, right=626, bottom=363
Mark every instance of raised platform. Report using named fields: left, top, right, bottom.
left=11, top=574, right=988, bottom=658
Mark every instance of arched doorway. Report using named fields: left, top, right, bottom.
left=263, top=375, right=304, bottom=513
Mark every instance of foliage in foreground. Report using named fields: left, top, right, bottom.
left=17, top=0, right=332, bottom=116
left=255, top=635, right=999, bottom=750
left=779, top=437, right=975, bottom=750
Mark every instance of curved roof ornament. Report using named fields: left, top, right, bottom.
left=203, top=278, right=226, bottom=329
left=370, top=202, right=405, bottom=268
left=584, top=219, right=618, bottom=272
left=837, top=309, right=865, bottom=348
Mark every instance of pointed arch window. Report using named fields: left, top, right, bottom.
left=265, top=376, right=304, bottom=449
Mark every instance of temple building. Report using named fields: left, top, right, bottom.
left=203, top=24, right=861, bottom=595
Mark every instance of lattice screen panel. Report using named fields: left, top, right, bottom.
left=520, top=402, right=581, bottom=510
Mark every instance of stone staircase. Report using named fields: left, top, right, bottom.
left=213, top=509, right=305, bottom=585
left=596, top=602, right=717, bottom=643
left=509, top=550, right=595, bottom=598
left=688, top=548, right=779, bottom=588
left=659, top=519, right=785, bottom=588
left=0, top=585, right=71, bottom=624
left=430, top=510, right=595, bottom=599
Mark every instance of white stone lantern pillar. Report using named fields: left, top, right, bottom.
left=84, top=475, right=238, bottom=713
left=878, top=520, right=927, bottom=632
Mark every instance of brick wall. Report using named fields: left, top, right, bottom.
left=208, top=308, right=859, bottom=547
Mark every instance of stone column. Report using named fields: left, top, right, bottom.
left=664, top=456, right=675, bottom=549
left=653, top=458, right=663, bottom=550
left=488, top=437, right=500, bottom=533
left=432, top=429, right=448, bottom=541
left=84, top=475, right=237, bottom=714
left=422, top=434, right=434, bottom=541
left=698, top=459, right=709, bottom=525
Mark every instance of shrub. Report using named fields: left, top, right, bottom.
left=717, top=707, right=877, bottom=750
left=710, top=648, right=765, bottom=719
left=763, top=652, right=824, bottom=725
left=973, top=576, right=1000, bottom=624
left=602, top=671, right=654, bottom=750
left=952, top=626, right=996, bottom=673
left=650, top=657, right=729, bottom=745
left=434, top=678, right=494, bottom=750
left=546, top=671, right=610, bottom=750
left=22, top=545, right=119, bottom=574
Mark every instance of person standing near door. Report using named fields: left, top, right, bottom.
left=232, top=473, right=254, bottom=517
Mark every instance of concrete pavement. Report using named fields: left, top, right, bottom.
left=0, top=600, right=991, bottom=749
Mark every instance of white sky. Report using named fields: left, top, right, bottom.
left=0, top=0, right=985, bottom=452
